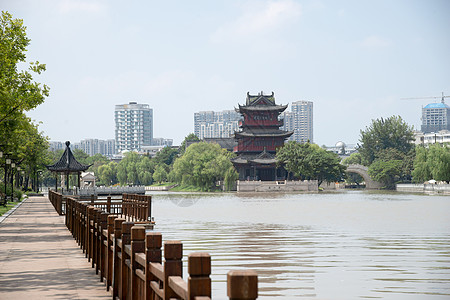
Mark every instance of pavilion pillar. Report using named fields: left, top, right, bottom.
left=55, top=173, right=58, bottom=192
left=77, top=171, right=81, bottom=189
left=66, top=172, right=69, bottom=192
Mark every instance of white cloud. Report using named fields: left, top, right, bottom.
left=360, top=35, right=391, bottom=49
left=211, top=0, right=301, bottom=43
left=58, top=0, right=106, bottom=14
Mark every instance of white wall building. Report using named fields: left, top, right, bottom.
left=194, top=110, right=242, bottom=139
left=414, top=130, right=450, bottom=145
left=115, top=102, right=153, bottom=153
left=282, top=100, right=313, bottom=143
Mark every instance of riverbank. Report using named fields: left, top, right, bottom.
left=396, top=183, right=450, bottom=195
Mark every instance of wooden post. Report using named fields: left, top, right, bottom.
left=130, top=226, right=146, bottom=300
left=107, top=196, right=111, bottom=213
left=106, top=214, right=117, bottom=291
left=164, top=241, right=183, bottom=300
left=188, top=253, right=211, bottom=300
left=227, top=270, right=258, bottom=300
left=112, top=217, right=125, bottom=299
left=145, top=232, right=162, bottom=300
left=147, top=195, right=152, bottom=222
left=99, top=211, right=108, bottom=282
left=121, top=221, right=134, bottom=300
left=87, top=206, right=95, bottom=262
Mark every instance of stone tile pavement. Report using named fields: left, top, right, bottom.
left=0, top=196, right=110, bottom=299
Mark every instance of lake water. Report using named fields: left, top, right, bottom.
left=148, top=190, right=450, bottom=299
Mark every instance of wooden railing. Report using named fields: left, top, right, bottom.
left=48, top=190, right=64, bottom=215
left=49, top=190, right=152, bottom=222
left=61, top=194, right=259, bottom=299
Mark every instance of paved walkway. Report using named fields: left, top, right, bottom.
left=0, top=196, right=110, bottom=299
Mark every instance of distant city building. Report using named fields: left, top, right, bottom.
left=421, top=99, right=450, bottom=133
left=151, top=138, right=173, bottom=147
left=49, top=141, right=65, bottom=152
left=115, top=102, right=153, bottom=153
left=78, top=139, right=116, bottom=157
left=194, top=110, right=242, bottom=139
left=50, top=139, right=116, bottom=157
left=281, top=100, right=313, bottom=143
left=414, top=130, right=450, bottom=145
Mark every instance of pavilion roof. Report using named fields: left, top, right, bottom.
left=46, top=141, right=91, bottom=172
left=235, top=129, right=293, bottom=138
left=231, top=149, right=278, bottom=165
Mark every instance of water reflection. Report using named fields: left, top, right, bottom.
left=150, top=191, right=450, bottom=299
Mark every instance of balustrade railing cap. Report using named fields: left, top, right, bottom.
left=227, top=270, right=258, bottom=299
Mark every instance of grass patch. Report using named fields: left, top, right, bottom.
left=0, top=199, right=23, bottom=217
left=169, top=184, right=205, bottom=192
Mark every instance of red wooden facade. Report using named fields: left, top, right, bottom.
left=232, top=92, right=293, bottom=181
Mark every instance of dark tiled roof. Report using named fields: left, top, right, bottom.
left=46, top=141, right=91, bottom=172
left=231, top=149, right=278, bottom=165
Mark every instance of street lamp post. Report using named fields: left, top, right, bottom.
left=11, top=162, right=15, bottom=202
left=5, top=158, right=11, bottom=204
left=37, top=170, right=42, bottom=193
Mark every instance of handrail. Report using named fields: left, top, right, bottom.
left=57, top=193, right=258, bottom=299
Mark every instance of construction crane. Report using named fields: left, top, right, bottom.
left=401, top=92, right=449, bottom=104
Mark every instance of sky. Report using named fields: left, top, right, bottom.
left=2, top=0, right=450, bottom=146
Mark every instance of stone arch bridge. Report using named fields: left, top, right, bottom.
left=346, top=164, right=383, bottom=189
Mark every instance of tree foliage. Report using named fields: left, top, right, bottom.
left=368, top=159, right=403, bottom=189
left=153, top=146, right=178, bottom=166
left=179, top=133, right=200, bottom=154
left=0, top=11, right=49, bottom=124
left=115, top=152, right=154, bottom=186
left=276, top=141, right=346, bottom=186
left=358, top=116, right=414, bottom=166
left=412, top=144, right=450, bottom=182
left=0, top=12, right=50, bottom=193
left=171, top=142, right=235, bottom=191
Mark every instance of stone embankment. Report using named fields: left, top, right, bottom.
left=396, top=183, right=450, bottom=195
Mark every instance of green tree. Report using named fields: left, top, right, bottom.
left=179, top=133, right=200, bottom=154
left=276, top=141, right=346, bottom=186
left=171, top=142, right=235, bottom=191
left=358, top=116, right=414, bottom=166
left=0, top=11, right=49, bottom=124
left=97, top=162, right=118, bottom=186
left=428, top=144, right=450, bottom=182
left=413, top=144, right=450, bottom=183
left=368, top=159, right=403, bottom=189
left=136, top=156, right=154, bottom=185
left=342, top=152, right=362, bottom=165
left=153, top=146, right=178, bottom=166
left=411, top=146, right=431, bottom=183
left=224, top=166, right=238, bottom=191
left=276, top=141, right=314, bottom=179
left=0, top=12, right=50, bottom=195
left=153, top=164, right=168, bottom=184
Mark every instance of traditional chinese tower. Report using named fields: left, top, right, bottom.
left=232, top=92, right=293, bottom=181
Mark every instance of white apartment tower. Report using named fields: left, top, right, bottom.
left=194, top=110, right=242, bottom=139
left=115, top=102, right=153, bottom=153
left=282, top=100, right=313, bottom=143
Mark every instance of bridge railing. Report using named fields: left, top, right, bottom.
left=63, top=195, right=258, bottom=299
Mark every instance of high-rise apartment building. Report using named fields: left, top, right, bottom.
left=421, top=99, right=450, bottom=133
left=115, top=102, right=153, bottom=153
left=282, top=100, right=313, bottom=143
left=194, top=110, right=242, bottom=139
